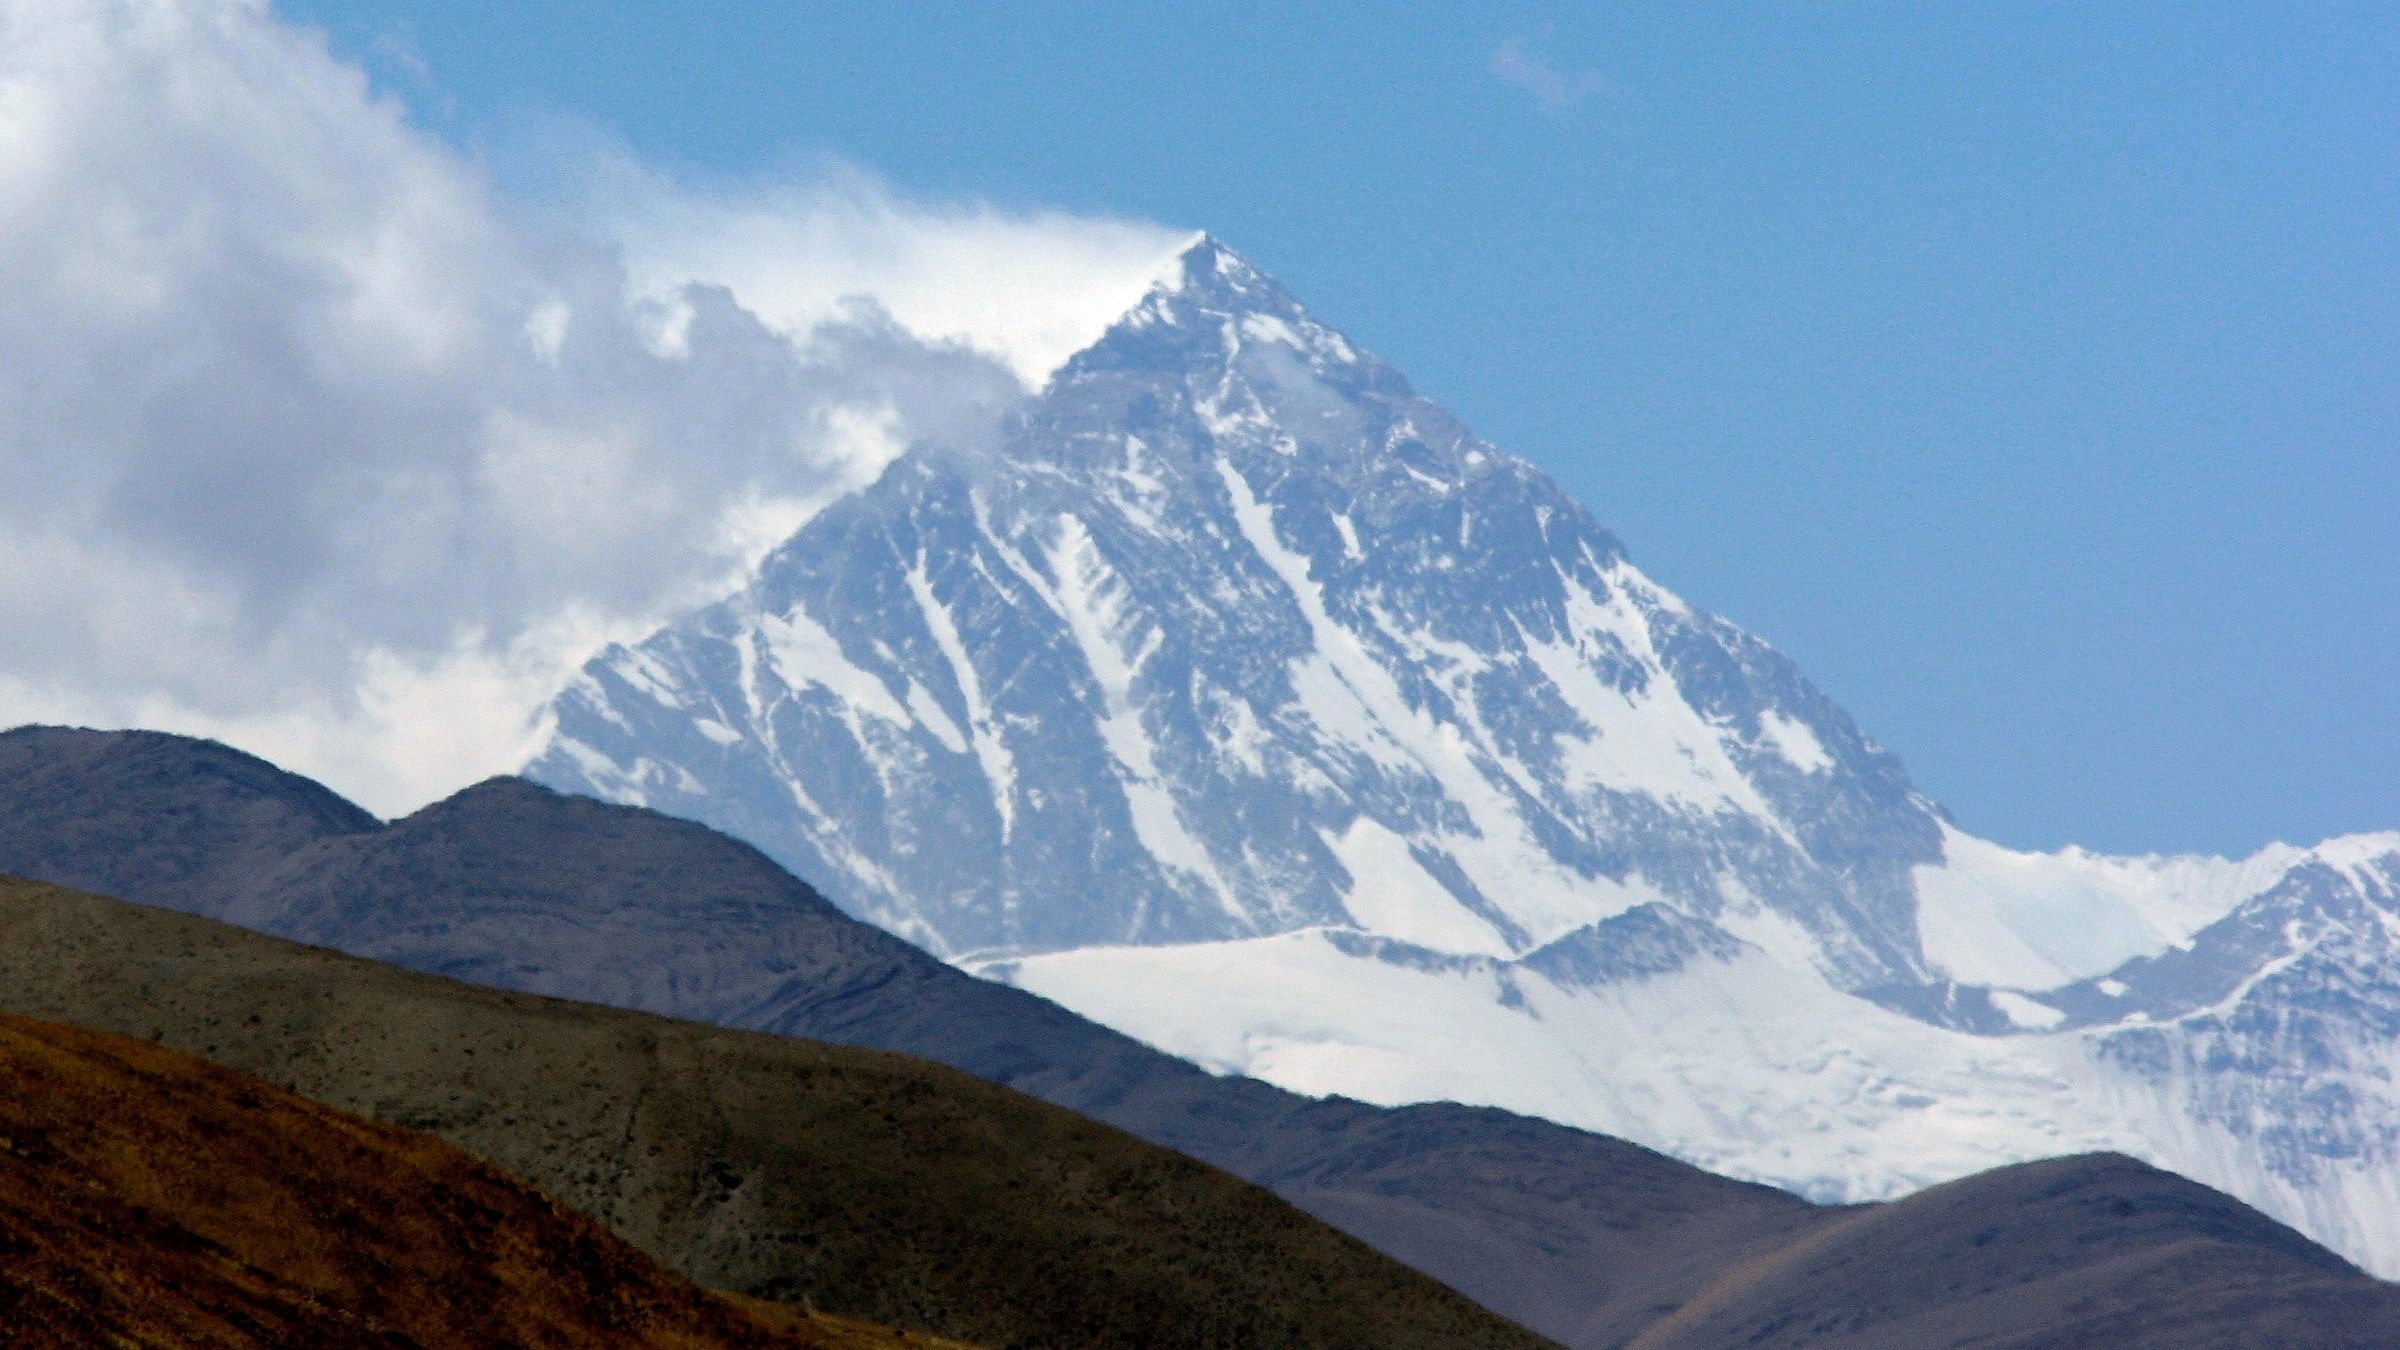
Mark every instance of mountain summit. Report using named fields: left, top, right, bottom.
left=535, top=236, right=1941, bottom=979
left=528, top=238, right=2400, bottom=1276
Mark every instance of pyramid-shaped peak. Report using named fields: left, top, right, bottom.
left=1155, top=233, right=1301, bottom=314
left=1055, top=234, right=1349, bottom=385
left=1176, top=232, right=1260, bottom=284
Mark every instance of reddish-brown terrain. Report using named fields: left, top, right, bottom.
left=0, top=1009, right=942, bottom=1349
left=0, top=873, right=1550, bottom=1349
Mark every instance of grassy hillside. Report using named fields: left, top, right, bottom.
left=0, top=874, right=1549, bottom=1349
left=0, top=1008, right=909, bottom=1348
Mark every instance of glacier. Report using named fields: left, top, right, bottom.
left=528, top=235, right=2400, bottom=1275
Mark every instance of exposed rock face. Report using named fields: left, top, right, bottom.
left=532, top=237, right=1948, bottom=982
left=520, top=238, right=2400, bottom=1277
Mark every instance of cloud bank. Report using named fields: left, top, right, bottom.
left=0, top=0, right=1186, bottom=814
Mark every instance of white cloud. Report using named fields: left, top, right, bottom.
left=0, top=0, right=1185, bottom=815
left=1492, top=34, right=1609, bottom=110
left=572, top=151, right=1197, bottom=388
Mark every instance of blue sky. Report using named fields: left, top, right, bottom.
left=289, top=2, right=2396, bottom=857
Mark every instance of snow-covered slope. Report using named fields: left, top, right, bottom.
left=1911, top=822, right=2312, bottom=991
left=534, top=238, right=1947, bottom=982
left=983, top=835, right=2400, bottom=1274
left=528, top=236, right=2400, bottom=1275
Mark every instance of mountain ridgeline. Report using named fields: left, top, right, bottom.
left=522, top=236, right=2400, bottom=1278
left=0, top=868, right=1543, bottom=1350
left=5, top=725, right=2400, bottom=1346
left=533, top=237, right=1942, bottom=983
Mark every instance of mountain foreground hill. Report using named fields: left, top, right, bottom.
left=0, top=1007, right=903, bottom=1349
left=526, top=235, right=2400, bottom=1275
left=5, top=726, right=2399, bottom=1345
left=0, top=723, right=1808, bottom=1339
left=0, top=869, right=1541, bottom=1350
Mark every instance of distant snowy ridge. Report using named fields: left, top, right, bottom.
left=528, top=236, right=2400, bottom=1276
left=977, top=829, right=2400, bottom=1274
left=1911, top=822, right=2322, bottom=991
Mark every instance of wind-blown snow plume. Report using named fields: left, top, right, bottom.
left=0, top=0, right=1181, bottom=813
left=560, top=147, right=1199, bottom=389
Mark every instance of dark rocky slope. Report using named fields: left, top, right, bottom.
left=5, top=725, right=2396, bottom=1346
left=0, top=872, right=1545, bottom=1350
left=0, top=725, right=1807, bottom=1339
left=1626, top=1154, right=2399, bottom=1349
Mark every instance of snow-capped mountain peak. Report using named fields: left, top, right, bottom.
left=527, top=239, right=2400, bottom=1278
left=535, top=232, right=1946, bottom=985
left=1061, top=234, right=1392, bottom=434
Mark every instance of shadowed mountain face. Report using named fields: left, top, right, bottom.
left=1627, top=1155, right=2400, bottom=1350
left=0, top=873, right=1543, bottom=1350
left=0, top=1009, right=854, bottom=1350
left=0, top=725, right=1807, bottom=1340
left=4, top=726, right=2398, bottom=1347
